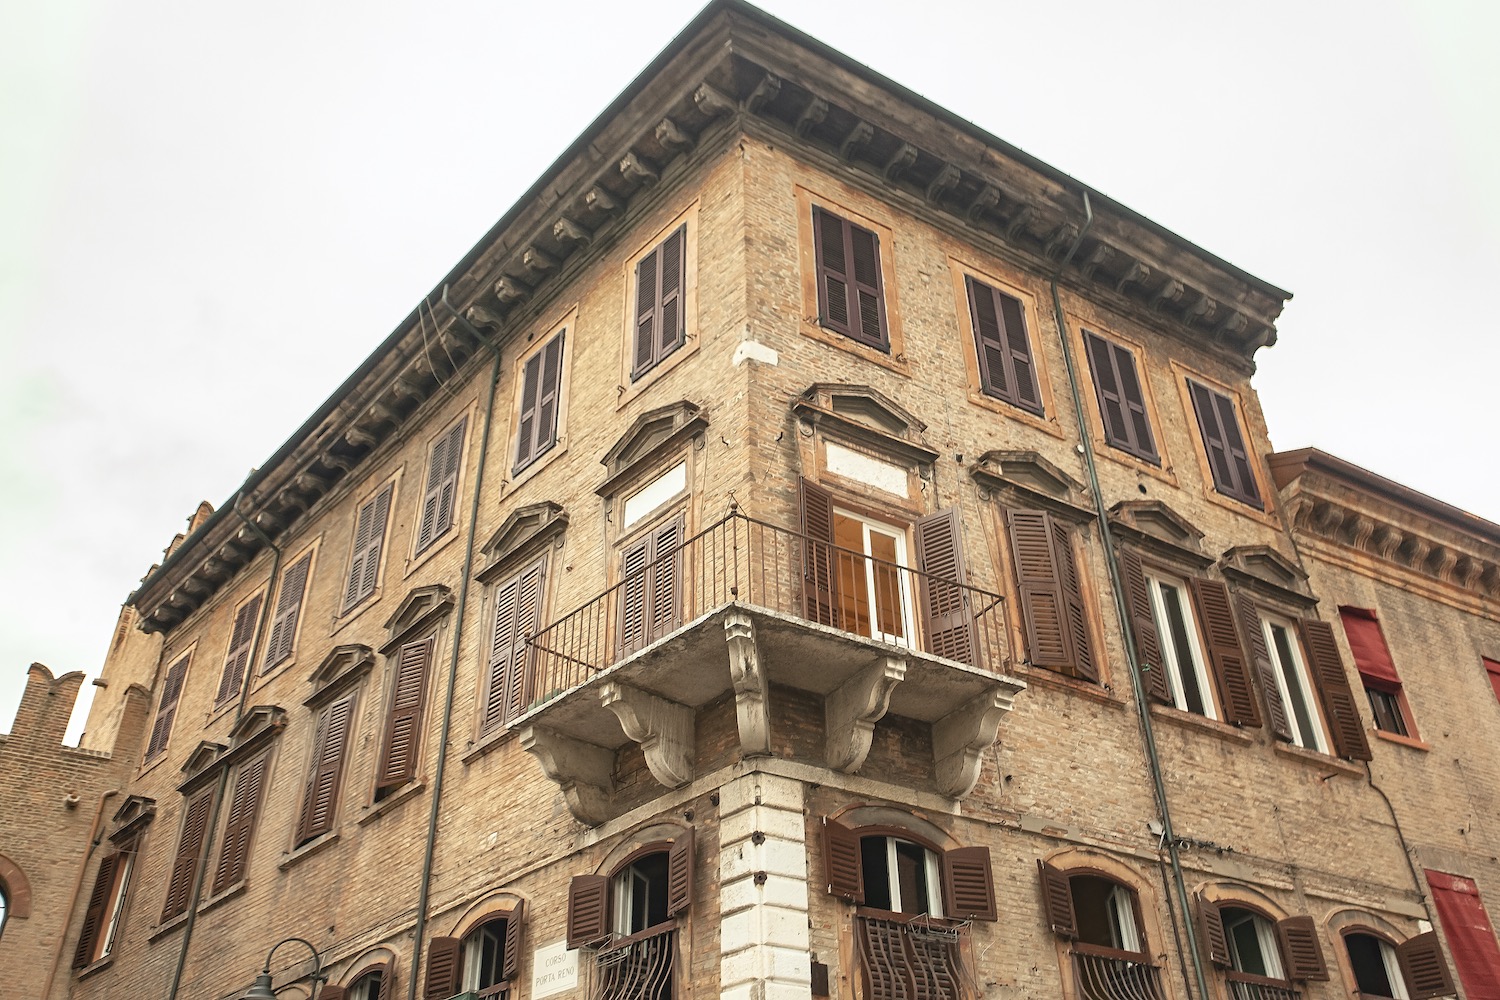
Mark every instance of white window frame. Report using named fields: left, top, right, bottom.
left=99, top=852, right=134, bottom=961
left=462, top=921, right=505, bottom=991
left=1261, top=614, right=1328, bottom=753
left=1225, top=909, right=1285, bottom=980
left=1106, top=884, right=1142, bottom=953
left=1145, top=572, right=1217, bottom=719
left=834, top=508, right=916, bottom=647
left=612, top=853, right=671, bottom=938
left=866, top=836, right=944, bottom=918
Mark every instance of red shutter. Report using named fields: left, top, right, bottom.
left=567, top=874, right=610, bottom=948
left=1117, top=550, right=1169, bottom=704
left=1277, top=915, right=1329, bottom=980
left=913, top=508, right=976, bottom=666
left=823, top=816, right=864, bottom=903
left=376, top=637, right=433, bottom=791
left=1190, top=578, right=1261, bottom=727
left=667, top=828, right=694, bottom=917
left=72, top=853, right=119, bottom=968
left=212, top=753, right=268, bottom=893
left=1338, top=607, right=1402, bottom=686
left=799, top=478, right=841, bottom=628
left=1396, top=931, right=1456, bottom=999
left=1052, top=517, right=1096, bottom=681
left=377, top=961, right=396, bottom=1000
left=941, top=846, right=996, bottom=921
left=146, top=654, right=191, bottom=760
left=1426, top=870, right=1500, bottom=999
left=503, top=901, right=526, bottom=982
left=658, top=227, right=685, bottom=359
left=1036, top=861, right=1077, bottom=938
left=161, top=787, right=213, bottom=922
left=1196, top=896, right=1231, bottom=966
left=423, top=936, right=463, bottom=1000
left=265, top=553, right=312, bottom=671
left=297, top=693, right=355, bottom=844
left=1236, top=593, right=1293, bottom=741
left=1298, top=618, right=1373, bottom=760
left=216, top=594, right=263, bottom=706
left=1006, top=509, right=1072, bottom=670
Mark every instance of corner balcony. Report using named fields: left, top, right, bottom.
left=514, top=509, right=1025, bottom=825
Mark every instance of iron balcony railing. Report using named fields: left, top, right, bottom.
left=595, top=925, right=675, bottom=1000
left=855, top=914, right=972, bottom=1000
left=1071, top=945, right=1166, bottom=1000
left=1226, top=973, right=1301, bottom=1000
left=522, top=509, right=1008, bottom=711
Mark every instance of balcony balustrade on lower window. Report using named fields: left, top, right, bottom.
left=1226, top=973, right=1301, bottom=1000
left=855, top=914, right=971, bottom=1000
left=595, top=925, right=675, bottom=1000
left=1070, top=945, right=1166, bottom=1000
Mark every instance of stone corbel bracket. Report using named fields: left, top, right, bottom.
left=601, top=682, right=695, bottom=789
left=826, top=656, right=906, bottom=773
left=725, top=612, right=771, bottom=756
left=520, top=725, right=614, bottom=827
left=932, top=683, right=1017, bottom=798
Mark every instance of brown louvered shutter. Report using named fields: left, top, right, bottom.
left=377, top=962, right=396, bottom=1000
left=1188, top=380, right=1262, bottom=508
left=914, top=508, right=976, bottom=666
left=73, top=853, right=119, bottom=967
left=823, top=816, right=864, bottom=903
left=667, top=828, right=694, bottom=917
left=1396, top=931, right=1456, bottom=999
left=418, top=420, right=465, bottom=552
left=1298, top=618, right=1373, bottom=760
left=321, top=985, right=347, bottom=1000
left=1117, top=550, right=1170, bottom=703
left=503, top=901, right=526, bottom=982
left=630, top=227, right=686, bottom=382
left=1085, top=331, right=1157, bottom=464
left=213, top=753, right=268, bottom=893
left=297, top=692, right=356, bottom=844
left=483, top=574, right=522, bottom=735
left=147, top=654, right=191, bottom=760
left=515, top=350, right=542, bottom=472
left=1053, top=517, right=1096, bottom=681
left=814, top=207, right=851, bottom=334
left=1036, top=861, right=1078, bottom=938
left=1196, top=896, right=1232, bottom=966
left=1007, top=509, right=1071, bottom=670
left=1277, top=915, right=1329, bottom=980
left=658, top=227, right=686, bottom=359
left=423, top=936, right=462, bottom=1000
left=617, top=535, right=652, bottom=657
left=799, top=478, right=841, bottom=628
left=345, top=484, right=393, bottom=613
left=376, top=636, right=433, bottom=791
left=1235, top=594, right=1292, bottom=741
left=847, top=222, right=887, bottom=349
left=534, top=332, right=565, bottom=461
left=264, top=553, right=312, bottom=672
left=216, top=595, right=263, bottom=706
left=648, top=515, right=685, bottom=643
left=161, top=787, right=212, bottom=921
left=567, top=874, right=610, bottom=948
left=967, top=276, right=1042, bottom=415
left=506, top=560, right=545, bottom=724
left=1190, top=578, right=1261, bottom=727
left=941, top=846, right=996, bottom=921
left=813, top=207, right=887, bottom=350
left=632, top=243, right=660, bottom=379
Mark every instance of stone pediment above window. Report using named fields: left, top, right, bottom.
left=792, top=384, right=938, bottom=466
left=108, top=795, right=157, bottom=842
left=1220, top=544, right=1314, bottom=605
left=178, top=740, right=228, bottom=793
left=228, top=705, right=288, bottom=753
left=969, top=450, right=1092, bottom=521
left=477, top=502, right=568, bottom=584
left=598, top=401, right=708, bottom=499
left=382, top=584, right=455, bottom=653
left=305, top=644, right=375, bottom=708
left=1108, top=500, right=1211, bottom=569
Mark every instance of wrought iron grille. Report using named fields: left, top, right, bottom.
left=1070, top=947, right=1166, bottom=1000
left=595, top=925, right=674, bottom=1000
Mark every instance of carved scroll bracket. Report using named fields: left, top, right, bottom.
left=600, top=682, right=695, bottom=789
left=932, top=684, right=1016, bottom=798
left=825, top=656, right=905, bottom=773
left=725, top=611, right=771, bottom=757
left=519, top=725, right=614, bottom=827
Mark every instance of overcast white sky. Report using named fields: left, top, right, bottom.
left=3, top=0, right=1496, bottom=742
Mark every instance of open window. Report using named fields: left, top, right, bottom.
left=1343, top=929, right=1455, bottom=1000
left=425, top=905, right=524, bottom=1000
left=1038, top=862, right=1163, bottom=1000
left=1198, top=896, right=1328, bottom=995
left=323, top=963, right=394, bottom=1000
left=72, top=838, right=138, bottom=969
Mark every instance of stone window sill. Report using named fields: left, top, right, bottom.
left=149, top=912, right=189, bottom=942
left=358, top=780, right=426, bottom=825
left=279, top=831, right=340, bottom=871
left=1148, top=703, right=1253, bottom=744
left=1374, top=730, right=1431, bottom=752
left=74, top=955, right=115, bottom=980
left=1271, top=740, right=1365, bottom=777
left=197, top=880, right=247, bottom=916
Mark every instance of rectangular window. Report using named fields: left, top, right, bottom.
left=632, top=225, right=687, bottom=380
left=832, top=508, right=916, bottom=647
left=214, top=595, right=263, bottom=707
left=1005, top=509, right=1095, bottom=681
left=1083, top=330, right=1158, bottom=464
left=212, top=752, right=269, bottom=894
left=160, top=788, right=212, bottom=922
left=416, top=418, right=467, bottom=555
left=617, top=516, right=685, bottom=657
left=296, top=693, right=356, bottom=846
left=375, top=636, right=434, bottom=795
left=1145, top=572, right=1215, bottom=718
left=1426, top=870, right=1500, bottom=998
left=813, top=206, right=888, bottom=350
left=966, top=275, right=1043, bottom=415
left=514, top=329, right=566, bottom=473
left=72, top=843, right=136, bottom=968
left=1261, top=615, right=1326, bottom=752
left=1339, top=606, right=1416, bottom=737
left=482, top=557, right=547, bottom=735
left=343, top=483, right=393, bottom=615
left=263, top=552, right=312, bottom=672
left=1187, top=379, right=1262, bottom=508
left=145, top=654, right=191, bottom=762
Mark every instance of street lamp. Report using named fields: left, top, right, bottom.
left=242, top=936, right=326, bottom=1000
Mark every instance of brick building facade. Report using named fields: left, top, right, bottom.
left=5, top=3, right=1497, bottom=999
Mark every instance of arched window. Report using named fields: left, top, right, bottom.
left=1222, top=906, right=1287, bottom=980
left=462, top=918, right=513, bottom=998
left=424, top=905, right=524, bottom=1000
left=1341, top=928, right=1454, bottom=1000
left=1346, top=932, right=1408, bottom=999
left=1038, top=862, right=1161, bottom=1000
left=1198, top=895, right=1330, bottom=993
left=324, top=964, right=391, bottom=1000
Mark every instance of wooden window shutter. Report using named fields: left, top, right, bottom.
left=418, top=420, right=466, bottom=552
left=216, top=595, right=263, bottom=706
left=1396, top=931, right=1456, bottom=999
left=567, top=874, right=610, bottom=948
left=1235, top=593, right=1292, bottom=741
left=423, top=936, right=462, bottom=1000
left=72, top=853, right=119, bottom=968
left=913, top=508, right=977, bottom=666
left=658, top=226, right=686, bottom=359
left=345, top=484, right=393, bottom=613
left=667, top=828, right=694, bottom=917
left=515, top=331, right=566, bottom=473
left=1052, top=517, right=1096, bottom=681
left=1277, top=915, right=1330, bottom=980
left=847, top=222, right=887, bottom=348
left=296, top=692, right=356, bottom=844
left=161, top=787, right=212, bottom=922
left=941, top=846, right=996, bottom=921
left=856, top=917, right=909, bottom=1000
left=1190, top=577, right=1261, bottom=727
left=1117, top=550, right=1170, bottom=704
left=822, top=816, right=864, bottom=903
left=648, top=515, right=685, bottom=643
left=377, top=962, right=396, bottom=1000
left=632, top=244, right=660, bottom=379
left=1036, top=861, right=1078, bottom=938
left=966, top=276, right=1042, bottom=415
left=264, top=553, right=312, bottom=672
left=484, top=559, right=546, bottom=735
left=1196, top=896, right=1232, bottom=966
left=1006, top=509, right=1072, bottom=671
left=503, top=901, right=526, bottom=982
left=617, top=535, right=652, bottom=657
left=813, top=207, right=887, bottom=349
left=321, top=986, right=347, bottom=1000
left=147, top=654, right=190, bottom=760
left=1298, top=618, right=1373, bottom=760
left=1084, top=331, right=1157, bottom=463
left=799, top=478, right=841, bottom=628
left=376, top=636, right=433, bottom=791
left=1188, top=380, right=1262, bottom=508
left=212, top=753, right=268, bottom=894
left=515, top=350, right=542, bottom=472
left=631, top=227, right=686, bottom=382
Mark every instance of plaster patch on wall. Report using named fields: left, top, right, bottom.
left=732, top=340, right=779, bottom=367
left=826, top=442, right=907, bottom=497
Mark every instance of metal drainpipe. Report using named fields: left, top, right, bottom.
left=404, top=289, right=503, bottom=1000
left=1047, top=190, right=1212, bottom=1000
left=166, top=492, right=283, bottom=1000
